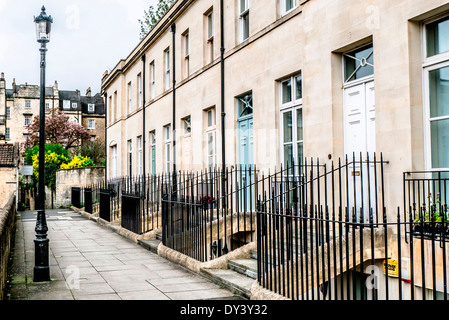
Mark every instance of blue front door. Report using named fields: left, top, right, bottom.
left=238, top=117, right=254, bottom=211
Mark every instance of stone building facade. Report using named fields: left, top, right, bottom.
left=101, top=0, right=449, bottom=220
left=0, top=73, right=106, bottom=154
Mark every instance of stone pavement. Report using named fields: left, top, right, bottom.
left=5, top=209, right=242, bottom=300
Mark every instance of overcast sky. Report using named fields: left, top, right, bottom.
left=0, top=0, right=159, bottom=95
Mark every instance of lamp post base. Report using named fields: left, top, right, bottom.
left=34, top=208, right=50, bottom=282
left=33, top=237, right=50, bottom=282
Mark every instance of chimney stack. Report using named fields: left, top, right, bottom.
left=86, top=87, right=91, bottom=97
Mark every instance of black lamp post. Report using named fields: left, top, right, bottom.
left=33, top=5, right=52, bottom=282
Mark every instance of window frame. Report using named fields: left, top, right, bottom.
left=150, top=61, right=156, bottom=99
left=128, top=81, right=132, bottom=114
left=111, top=145, right=118, bottom=179
left=88, top=119, right=95, bottom=129
left=24, top=115, right=31, bottom=126
left=88, top=103, right=95, bottom=113
left=183, top=31, right=190, bottom=78
left=138, top=135, right=143, bottom=176
left=422, top=14, right=449, bottom=171
left=281, top=0, right=298, bottom=17
left=239, top=0, right=250, bottom=43
left=279, top=74, right=303, bottom=175
left=205, top=107, right=217, bottom=169
left=138, top=73, right=142, bottom=109
left=206, top=10, right=214, bottom=64
left=164, top=48, right=171, bottom=91
left=150, top=130, right=156, bottom=175
left=128, top=139, right=133, bottom=176
left=25, top=100, right=31, bottom=108
left=164, top=124, right=172, bottom=172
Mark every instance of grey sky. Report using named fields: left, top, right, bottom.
left=0, top=0, right=159, bottom=95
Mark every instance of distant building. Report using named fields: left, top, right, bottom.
left=0, top=73, right=105, bottom=152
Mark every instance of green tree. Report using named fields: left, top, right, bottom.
left=73, top=140, right=105, bottom=166
left=138, top=0, right=176, bottom=40
left=25, top=143, right=69, bottom=165
left=31, top=148, right=70, bottom=192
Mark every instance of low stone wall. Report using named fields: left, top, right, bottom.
left=54, top=167, right=105, bottom=208
left=0, top=193, right=16, bottom=300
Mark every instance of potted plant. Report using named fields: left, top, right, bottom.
left=412, top=192, right=448, bottom=239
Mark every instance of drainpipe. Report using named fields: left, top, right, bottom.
left=220, top=0, right=225, bottom=173
left=104, top=92, right=107, bottom=184
left=170, top=23, right=176, bottom=175
left=142, top=54, right=146, bottom=180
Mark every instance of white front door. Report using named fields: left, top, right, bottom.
left=344, top=80, right=376, bottom=222
left=344, top=80, right=375, bottom=157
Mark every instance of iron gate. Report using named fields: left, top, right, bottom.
left=99, top=188, right=111, bottom=222
left=71, top=187, right=81, bottom=209
left=121, top=193, right=143, bottom=234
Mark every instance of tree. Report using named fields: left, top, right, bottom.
left=24, top=110, right=90, bottom=150
left=31, top=145, right=70, bottom=192
left=138, top=0, right=176, bottom=40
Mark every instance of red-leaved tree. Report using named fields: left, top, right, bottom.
left=24, top=111, right=91, bottom=150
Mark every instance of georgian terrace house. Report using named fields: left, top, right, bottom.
left=101, top=0, right=449, bottom=300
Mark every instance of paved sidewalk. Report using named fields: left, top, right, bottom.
left=6, top=209, right=240, bottom=300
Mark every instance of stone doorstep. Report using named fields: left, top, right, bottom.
left=200, top=268, right=256, bottom=299
left=228, top=259, right=258, bottom=279
left=137, top=239, right=161, bottom=254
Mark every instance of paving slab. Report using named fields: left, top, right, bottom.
left=6, top=209, right=241, bottom=301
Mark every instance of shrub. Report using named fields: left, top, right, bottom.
left=60, top=156, right=95, bottom=170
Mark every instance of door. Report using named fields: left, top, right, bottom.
left=344, top=80, right=376, bottom=222
left=238, top=117, right=254, bottom=211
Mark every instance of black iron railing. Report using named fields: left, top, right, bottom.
left=161, top=166, right=257, bottom=262
left=256, top=154, right=449, bottom=300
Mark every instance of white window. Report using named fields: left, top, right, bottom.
left=111, top=145, right=118, bottom=179
left=205, top=108, right=217, bottom=169
left=281, top=0, right=297, bottom=16
left=423, top=15, right=449, bottom=170
left=183, top=31, right=190, bottom=78
left=6, top=107, right=10, bottom=119
left=88, top=119, right=95, bottom=129
left=151, top=131, right=156, bottom=175
left=128, top=140, right=133, bottom=176
left=239, top=0, right=249, bottom=43
left=164, top=125, right=171, bottom=172
left=138, top=74, right=142, bottom=109
left=63, top=100, right=70, bottom=110
left=24, top=116, right=31, bottom=126
left=206, top=10, right=214, bottom=64
left=150, top=61, right=156, bottom=99
left=280, top=74, right=303, bottom=174
left=128, top=82, right=132, bottom=113
left=165, top=49, right=171, bottom=91
left=5, top=128, right=10, bottom=140
left=45, top=103, right=50, bottom=110
left=138, top=136, right=143, bottom=175
left=88, top=103, right=95, bottom=113
left=25, top=100, right=31, bottom=108
left=72, top=102, right=77, bottom=109
left=113, top=91, right=118, bottom=121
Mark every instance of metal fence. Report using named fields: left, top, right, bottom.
left=256, top=153, right=449, bottom=300
left=161, top=166, right=257, bottom=262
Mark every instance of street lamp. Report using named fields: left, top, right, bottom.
left=33, top=5, right=53, bottom=282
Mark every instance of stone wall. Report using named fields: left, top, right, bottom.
left=54, top=167, right=105, bottom=208
left=0, top=167, right=17, bottom=209
left=0, top=193, right=16, bottom=300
